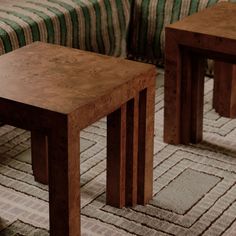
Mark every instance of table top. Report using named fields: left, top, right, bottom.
left=167, top=2, right=236, bottom=40
left=0, top=42, right=155, bottom=114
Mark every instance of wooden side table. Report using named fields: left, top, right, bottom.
left=0, top=42, right=156, bottom=236
left=164, top=2, right=236, bottom=145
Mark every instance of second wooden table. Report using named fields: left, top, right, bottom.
left=164, top=2, right=236, bottom=145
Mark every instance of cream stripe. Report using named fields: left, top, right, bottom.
left=122, top=0, right=130, bottom=23
left=0, top=22, right=19, bottom=50
left=198, top=0, right=210, bottom=10
left=64, top=0, right=86, bottom=50
left=132, top=0, right=142, bottom=52
left=0, top=37, right=5, bottom=55
left=81, top=0, right=98, bottom=52
left=147, top=0, right=158, bottom=51
left=15, top=3, right=48, bottom=42
left=25, top=1, right=61, bottom=45
left=160, top=0, right=174, bottom=55
left=99, top=0, right=110, bottom=54
left=61, top=0, right=86, bottom=47
left=179, top=0, right=191, bottom=18
left=76, top=6, right=86, bottom=50
left=109, top=0, right=121, bottom=56
left=2, top=0, right=24, bottom=5
left=37, top=0, right=73, bottom=47
left=0, top=4, right=34, bottom=44
left=12, top=4, right=48, bottom=42
left=0, top=1, right=17, bottom=7
left=0, top=12, right=33, bottom=45
left=120, top=0, right=130, bottom=57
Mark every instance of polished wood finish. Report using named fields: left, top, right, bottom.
left=164, top=2, right=236, bottom=145
left=0, top=42, right=156, bottom=235
left=213, top=61, right=236, bottom=118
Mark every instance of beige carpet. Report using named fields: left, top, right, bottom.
left=1, top=69, right=236, bottom=236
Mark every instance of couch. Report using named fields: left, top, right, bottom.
left=0, top=0, right=130, bottom=57
left=1, top=0, right=235, bottom=64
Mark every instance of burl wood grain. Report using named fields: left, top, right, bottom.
left=0, top=42, right=156, bottom=236
left=164, top=2, right=236, bottom=145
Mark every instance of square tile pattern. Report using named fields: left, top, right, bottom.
left=155, top=168, right=221, bottom=215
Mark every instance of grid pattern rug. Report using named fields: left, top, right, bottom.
left=1, top=69, right=236, bottom=236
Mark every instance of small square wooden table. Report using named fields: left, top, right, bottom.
left=0, top=42, right=156, bottom=236
left=164, top=2, right=236, bottom=145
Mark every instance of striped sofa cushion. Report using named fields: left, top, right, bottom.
left=0, top=0, right=130, bottom=57
left=128, top=0, right=236, bottom=64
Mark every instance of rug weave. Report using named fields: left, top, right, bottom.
left=1, top=69, right=236, bottom=236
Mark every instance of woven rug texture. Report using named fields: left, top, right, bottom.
left=0, top=69, right=236, bottom=236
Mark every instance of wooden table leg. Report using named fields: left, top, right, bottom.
left=137, top=85, right=155, bottom=205
left=125, top=96, right=139, bottom=207
left=31, top=131, right=48, bottom=184
left=164, top=29, right=205, bottom=145
left=107, top=104, right=127, bottom=208
left=164, top=30, right=182, bottom=144
left=213, top=61, right=236, bottom=118
left=48, top=124, right=80, bottom=236
left=107, top=88, right=155, bottom=207
left=180, top=48, right=205, bottom=144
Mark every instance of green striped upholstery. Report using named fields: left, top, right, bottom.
left=1, top=0, right=236, bottom=65
left=0, top=0, right=130, bottom=57
left=128, top=0, right=236, bottom=64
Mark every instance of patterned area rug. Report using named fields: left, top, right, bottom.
left=1, top=69, right=236, bottom=236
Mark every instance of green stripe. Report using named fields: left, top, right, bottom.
left=104, top=0, right=115, bottom=55
left=0, top=17, right=26, bottom=47
left=138, top=0, right=150, bottom=56
left=0, top=9, right=40, bottom=41
left=170, top=0, right=183, bottom=23
left=18, top=3, right=68, bottom=45
left=88, top=0, right=105, bottom=53
left=0, top=28, right=12, bottom=52
left=153, top=0, right=165, bottom=58
left=17, top=3, right=55, bottom=44
left=126, top=0, right=136, bottom=54
left=207, top=0, right=218, bottom=7
left=115, top=0, right=126, bottom=56
left=48, top=0, right=79, bottom=48
left=72, top=0, right=92, bottom=51
left=188, top=1, right=200, bottom=15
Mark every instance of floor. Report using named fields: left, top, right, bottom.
left=0, top=69, right=236, bottom=235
